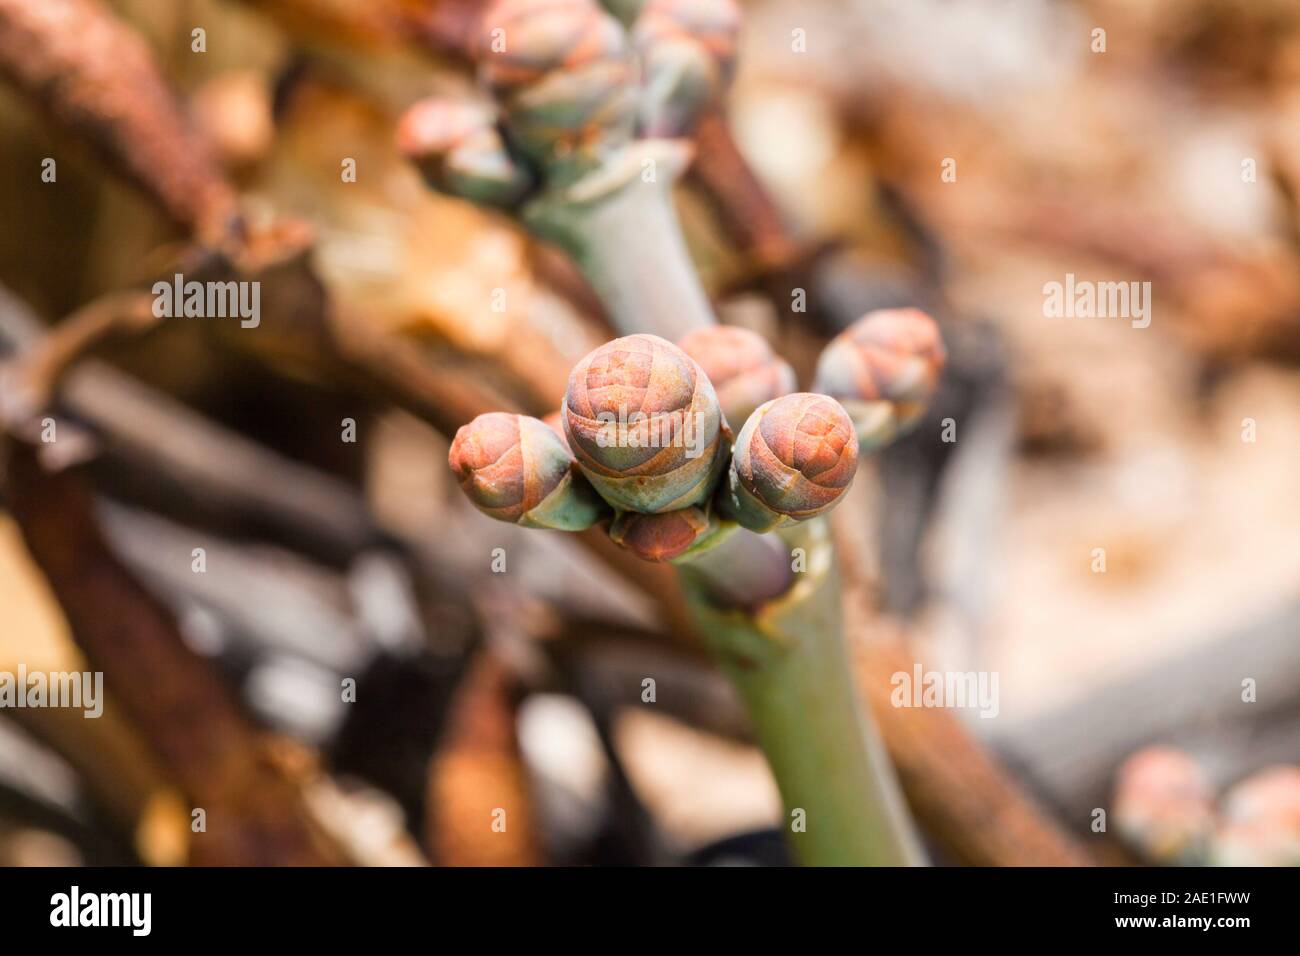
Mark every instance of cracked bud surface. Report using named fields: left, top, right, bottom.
left=724, top=392, right=858, bottom=533
left=449, top=412, right=605, bottom=530
left=563, top=333, right=725, bottom=514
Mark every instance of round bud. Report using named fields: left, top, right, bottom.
left=723, top=393, right=858, bottom=533
left=396, top=98, right=532, bottom=207
left=449, top=412, right=605, bottom=530
left=1212, top=766, right=1300, bottom=866
left=609, top=506, right=712, bottom=561
left=677, top=326, right=796, bottom=430
left=478, top=0, right=638, bottom=175
left=563, top=333, right=725, bottom=513
left=632, top=0, right=740, bottom=137
left=1113, top=746, right=1214, bottom=865
left=813, top=308, right=946, bottom=450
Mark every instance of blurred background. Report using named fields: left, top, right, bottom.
left=0, top=0, right=1296, bottom=867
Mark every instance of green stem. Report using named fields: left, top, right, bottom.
left=597, top=0, right=647, bottom=28
left=677, top=520, right=925, bottom=866
left=523, top=141, right=714, bottom=339
left=515, top=104, right=919, bottom=863
left=675, top=523, right=793, bottom=607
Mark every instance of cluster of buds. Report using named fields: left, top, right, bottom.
left=397, top=0, right=747, bottom=339
left=397, top=0, right=741, bottom=205
left=1113, top=747, right=1300, bottom=866
left=450, top=317, right=942, bottom=570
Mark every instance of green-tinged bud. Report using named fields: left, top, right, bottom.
left=609, top=505, right=715, bottom=561
left=396, top=97, right=533, bottom=207
left=1113, top=747, right=1214, bottom=866
left=449, top=412, right=607, bottom=530
left=813, top=308, right=946, bottom=451
left=478, top=0, right=639, bottom=178
left=563, top=333, right=726, bottom=513
left=677, top=325, right=795, bottom=430
left=722, top=393, right=858, bottom=533
left=1211, top=766, right=1300, bottom=867
left=632, top=0, right=740, bottom=137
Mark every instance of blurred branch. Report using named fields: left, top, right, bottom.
left=0, top=704, right=178, bottom=863
left=0, top=285, right=679, bottom=861
left=0, top=0, right=553, bottom=428
left=2, top=438, right=348, bottom=865
left=426, top=649, right=541, bottom=865
left=236, top=0, right=486, bottom=63
left=0, top=290, right=158, bottom=426
left=0, top=0, right=236, bottom=238
left=991, top=600, right=1300, bottom=822
left=688, top=108, right=827, bottom=293
left=832, top=471, right=1092, bottom=866
left=0, top=283, right=386, bottom=565
left=849, top=625, right=1092, bottom=867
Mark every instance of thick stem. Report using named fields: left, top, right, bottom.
left=673, top=523, right=792, bottom=608
left=523, top=141, right=714, bottom=339
left=678, top=520, right=924, bottom=865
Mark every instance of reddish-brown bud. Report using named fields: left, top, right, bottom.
left=563, top=334, right=725, bottom=513
left=677, top=326, right=796, bottom=430
left=723, top=393, right=859, bottom=532
left=449, top=412, right=604, bottom=530
left=813, top=308, right=946, bottom=450
left=609, top=506, right=713, bottom=561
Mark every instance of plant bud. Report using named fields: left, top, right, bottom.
left=449, top=412, right=606, bottom=530
left=677, top=325, right=795, bottom=430
left=632, top=0, right=740, bottom=137
left=609, top=506, right=713, bottom=561
left=563, top=333, right=726, bottom=513
left=813, top=308, right=946, bottom=451
left=396, top=97, right=532, bottom=207
left=1113, top=746, right=1214, bottom=865
left=1211, top=766, right=1300, bottom=866
left=478, top=0, right=638, bottom=176
left=723, top=393, right=858, bottom=533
